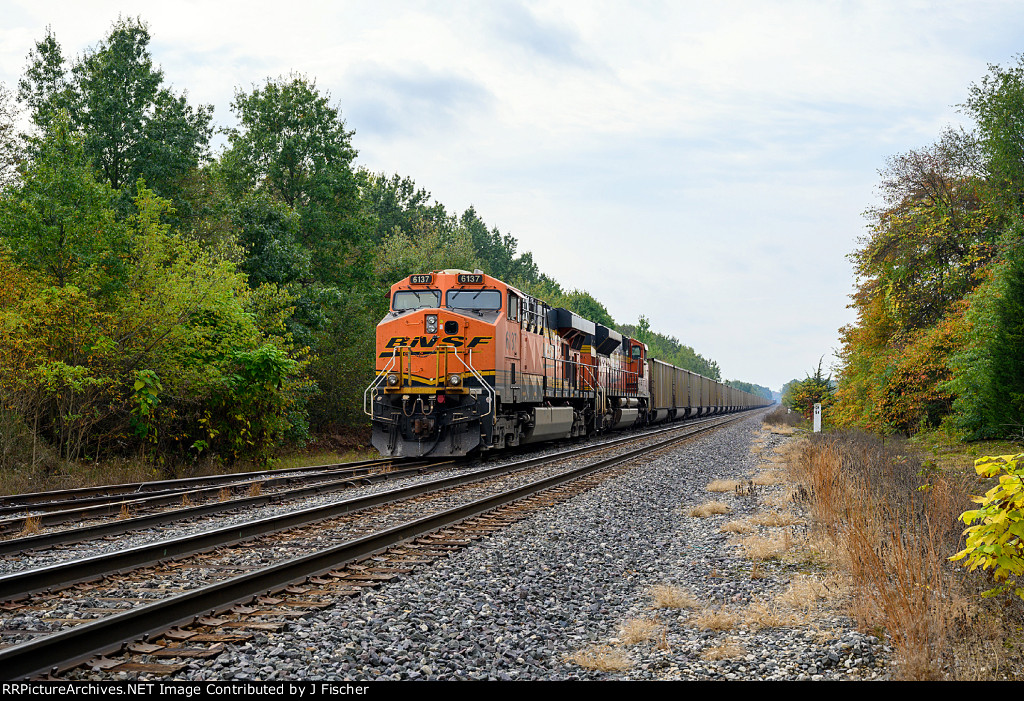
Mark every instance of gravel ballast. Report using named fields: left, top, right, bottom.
left=120, top=412, right=890, bottom=681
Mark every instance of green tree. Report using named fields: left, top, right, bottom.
left=18, top=19, right=213, bottom=209
left=0, top=119, right=303, bottom=466
left=619, top=317, right=721, bottom=379
left=854, top=128, right=993, bottom=335
left=564, top=290, right=615, bottom=327
left=234, top=192, right=309, bottom=288
left=964, top=56, right=1024, bottom=218
left=225, top=74, right=356, bottom=209
left=783, top=359, right=834, bottom=420
left=0, top=82, right=24, bottom=190
left=983, top=238, right=1024, bottom=436
left=70, top=17, right=164, bottom=191
left=634, top=315, right=652, bottom=344
left=16, top=26, right=71, bottom=134
left=836, top=128, right=995, bottom=434
left=726, top=380, right=772, bottom=400
left=0, top=112, right=128, bottom=292
left=460, top=206, right=540, bottom=286
left=375, top=217, right=481, bottom=282
left=222, top=74, right=370, bottom=431
left=358, top=170, right=450, bottom=244
left=223, top=74, right=363, bottom=284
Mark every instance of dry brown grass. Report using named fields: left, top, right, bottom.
left=247, top=481, right=263, bottom=497
left=743, top=600, right=808, bottom=630
left=762, top=405, right=804, bottom=429
left=693, top=608, right=739, bottom=631
left=737, top=531, right=793, bottom=560
left=757, top=485, right=810, bottom=511
left=752, top=469, right=784, bottom=486
left=701, top=642, right=746, bottom=660
left=218, top=487, right=231, bottom=502
left=371, top=462, right=396, bottom=476
left=721, top=519, right=753, bottom=534
left=749, top=561, right=767, bottom=579
left=649, top=584, right=699, bottom=609
left=706, top=479, right=740, bottom=493
left=781, top=430, right=1020, bottom=681
left=180, top=492, right=193, bottom=507
left=18, top=514, right=40, bottom=536
left=748, top=510, right=801, bottom=527
left=0, top=445, right=381, bottom=498
left=688, top=501, right=731, bottom=518
left=563, top=645, right=632, bottom=672
left=777, top=574, right=839, bottom=611
left=618, top=618, right=662, bottom=645
left=116, top=501, right=133, bottom=520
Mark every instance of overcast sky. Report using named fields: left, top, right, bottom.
left=2, top=0, right=1022, bottom=392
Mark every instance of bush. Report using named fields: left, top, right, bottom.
left=951, top=453, right=1024, bottom=600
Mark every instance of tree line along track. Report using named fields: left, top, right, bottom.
left=0, top=412, right=752, bottom=680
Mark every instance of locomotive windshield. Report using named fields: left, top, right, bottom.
left=392, top=289, right=441, bottom=311
left=447, top=289, right=502, bottom=311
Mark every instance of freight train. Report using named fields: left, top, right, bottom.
left=365, top=270, right=770, bottom=457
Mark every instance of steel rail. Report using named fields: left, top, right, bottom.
left=0, top=457, right=411, bottom=509
left=0, top=411, right=751, bottom=554
left=0, top=412, right=747, bottom=680
left=0, top=458, right=439, bottom=536
left=0, top=414, right=740, bottom=600
left=0, top=462, right=444, bottom=556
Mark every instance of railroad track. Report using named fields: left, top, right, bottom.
left=0, top=456, right=412, bottom=510
left=0, top=457, right=446, bottom=549
left=0, top=411, right=753, bottom=680
left=0, top=413, right=739, bottom=555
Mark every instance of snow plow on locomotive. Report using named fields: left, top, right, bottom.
left=365, top=270, right=769, bottom=457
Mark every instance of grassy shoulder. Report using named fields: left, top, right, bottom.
left=781, top=419, right=1024, bottom=680
left=909, top=427, right=1024, bottom=474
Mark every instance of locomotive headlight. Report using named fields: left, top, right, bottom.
left=425, top=314, right=438, bottom=333
left=449, top=374, right=461, bottom=386
left=387, top=373, right=399, bottom=386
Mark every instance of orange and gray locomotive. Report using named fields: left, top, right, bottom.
left=365, top=270, right=769, bottom=457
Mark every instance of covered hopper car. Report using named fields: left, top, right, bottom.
left=365, top=270, right=770, bottom=457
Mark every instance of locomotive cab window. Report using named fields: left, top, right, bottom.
left=507, top=292, right=520, bottom=322
left=447, top=289, right=502, bottom=311
left=392, top=289, right=441, bottom=311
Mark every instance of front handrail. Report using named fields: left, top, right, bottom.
left=363, top=349, right=400, bottom=417
left=364, top=345, right=495, bottom=422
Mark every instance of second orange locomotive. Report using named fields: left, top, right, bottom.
left=365, top=270, right=767, bottom=457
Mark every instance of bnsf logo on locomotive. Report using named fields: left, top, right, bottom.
left=380, top=335, right=492, bottom=356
